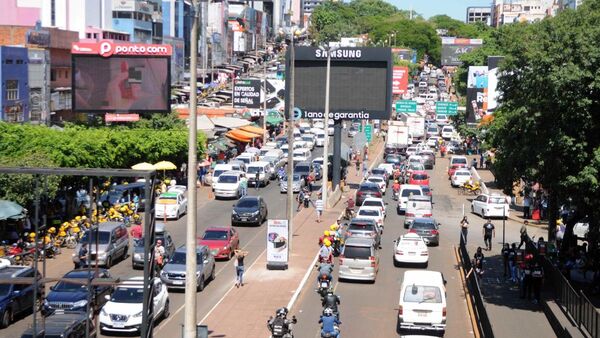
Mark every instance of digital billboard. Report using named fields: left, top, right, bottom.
left=71, top=41, right=172, bottom=113
left=441, top=38, right=483, bottom=66
left=285, top=47, right=393, bottom=120
left=487, top=56, right=505, bottom=113
left=467, top=66, right=489, bottom=89
left=392, top=66, right=409, bottom=95
left=466, top=88, right=488, bottom=123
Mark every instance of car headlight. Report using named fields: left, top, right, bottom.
left=73, top=300, right=88, bottom=308
left=232, top=209, right=238, bottom=215
left=252, top=210, right=260, bottom=215
left=134, top=253, right=141, bottom=260
left=98, top=253, right=107, bottom=259
left=133, top=311, right=143, bottom=318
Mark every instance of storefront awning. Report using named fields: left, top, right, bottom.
left=239, top=125, right=264, bottom=136
left=226, top=129, right=258, bottom=143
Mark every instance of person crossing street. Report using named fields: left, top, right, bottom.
left=482, top=218, right=495, bottom=251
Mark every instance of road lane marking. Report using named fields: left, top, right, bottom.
left=287, top=252, right=320, bottom=310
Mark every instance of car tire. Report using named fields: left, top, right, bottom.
left=393, top=259, right=399, bottom=268
left=0, top=308, right=12, bottom=328
left=209, top=266, right=216, bottom=282
left=162, top=300, right=170, bottom=319
left=197, top=277, right=205, bottom=292
left=105, top=256, right=112, bottom=269
left=471, top=205, right=475, bottom=214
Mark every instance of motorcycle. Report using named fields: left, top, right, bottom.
left=267, top=312, right=297, bottom=338
left=316, top=278, right=331, bottom=299
left=392, top=190, right=399, bottom=201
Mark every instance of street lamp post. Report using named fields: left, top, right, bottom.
left=319, top=45, right=338, bottom=209
left=286, top=29, right=297, bottom=253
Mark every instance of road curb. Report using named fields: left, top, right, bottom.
left=454, top=245, right=480, bottom=338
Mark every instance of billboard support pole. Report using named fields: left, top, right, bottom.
left=320, top=45, right=336, bottom=209
left=286, top=32, right=296, bottom=255
left=263, top=52, right=268, bottom=143
left=184, top=0, right=200, bottom=337
left=332, top=121, right=342, bottom=189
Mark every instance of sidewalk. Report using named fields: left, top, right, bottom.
left=201, top=138, right=385, bottom=337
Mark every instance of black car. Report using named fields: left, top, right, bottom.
left=21, top=312, right=96, bottom=338
left=231, top=196, right=268, bottom=226
left=355, top=182, right=383, bottom=206
left=0, top=266, right=42, bottom=328
left=44, top=269, right=113, bottom=315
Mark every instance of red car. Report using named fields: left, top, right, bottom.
left=408, top=171, right=430, bottom=185
left=447, top=163, right=466, bottom=179
left=198, top=227, right=239, bottom=260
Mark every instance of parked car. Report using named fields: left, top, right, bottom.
left=21, top=312, right=97, bottom=338
left=0, top=265, right=41, bottom=328
left=44, top=269, right=113, bottom=315
left=160, top=245, right=216, bottom=292
left=72, top=221, right=129, bottom=268
left=355, top=182, right=383, bottom=206
left=231, top=196, right=268, bottom=226
left=404, top=195, right=433, bottom=228
left=132, top=223, right=175, bottom=269
left=393, top=233, right=429, bottom=267
left=155, top=191, right=188, bottom=220
left=198, top=227, right=239, bottom=259
left=99, top=277, right=169, bottom=334
left=408, top=218, right=440, bottom=246
left=338, top=237, right=379, bottom=282
left=471, top=194, right=510, bottom=219
left=397, top=270, right=446, bottom=333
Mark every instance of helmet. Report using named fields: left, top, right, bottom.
left=324, top=230, right=330, bottom=237
left=58, top=230, right=67, bottom=237
left=164, top=179, right=171, bottom=185
left=324, top=239, right=331, bottom=247
left=394, top=180, right=399, bottom=183
left=276, top=307, right=288, bottom=318
left=81, top=216, right=87, bottom=220
left=330, top=224, right=337, bottom=231
left=48, top=227, right=56, bottom=234
left=62, top=222, right=70, bottom=227
left=75, top=216, right=81, bottom=221
left=323, top=308, right=333, bottom=316
left=134, top=214, right=141, bottom=220
left=29, top=233, right=36, bottom=239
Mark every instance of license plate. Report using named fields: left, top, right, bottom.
left=417, top=312, right=428, bottom=318
left=113, top=323, right=125, bottom=328
left=408, top=252, right=415, bottom=255
left=172, top=280, right=184, bottom=285
left=240, top=218, right=247, bottom=221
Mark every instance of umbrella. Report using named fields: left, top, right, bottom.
left=131, top=162, right=156, bottom=170
left=154, top=161, right=177, bottom=170
left=0, top=200, right=26, bottom=221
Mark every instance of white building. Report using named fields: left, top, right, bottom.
left=39, top=0, right=113, bottom=38
left=466, top=6, right=492, bottom=25
left=491, top=0, right=557, bottom=27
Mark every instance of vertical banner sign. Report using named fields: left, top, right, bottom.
left=233, top=79, right=262, bottom=108
left=392, top=66, right=409, bottom=95
left=487, top=56, right=505, bottom=113
left=266, top=219, right=289, bottom=269
left=467, top=66, right=489, bottom=122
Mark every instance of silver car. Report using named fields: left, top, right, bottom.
left=279, top=174, right=305, bottom=193
left=338, top=237, right=379, bottom=282
left=160, top=245, right=216, bottom=292
left=72, top=222, right=129, bottom=268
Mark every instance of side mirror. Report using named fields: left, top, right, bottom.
left=49, top=286, right=55, bottom=291
left=104, top=294, right=110, bottom=301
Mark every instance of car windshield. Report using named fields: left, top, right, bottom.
left=81, top=231, right=110, bottom=244
left=295, top=165, right=310, bottom=173
left=363, top=201, right=382, bottom=208
left=313, top=160, right=323, bottom=165
left=386, top=157, right=400, bottom=163
left=410, top=164, right=425, bottom=170
left=427, top=127, right=437, bottom=132
left=412, top=174, right=428, bottom=180
left=169, top=252, right=186, bottom=264
left=368, top=177, right=383, bottom=183
left=456, top=172, right=470, bottom=176
left=134, top=236, right=164, bottom=247
left=317, top=134, right=325, bottom=139
left=218, top=175, right=238, bottom=184
left=358, top=209, right=379, bottom=217
left=453, top=158, right=467, bottom=164
left=246, top=167, right=263, bottom=174
left=0, top=284, right=11, bottom=296
left=343, top=246, right=371, bottom=259
left=402, top=189, right=422, bottom=197
left=203, top=231, right=228, bottom=240
left=111, top=287, right=144, bottom=303
left=236, top=199, right=258, bottom=208
left=403, top=285, right=442, bottom=303
left=213, top=170, right=227, bottom=178
left=412, top=221, right=436, bottom=230
left=301, top=137, right=312, bottom=142
left=53, top=279, right=89, bottom=292
left=371, top=169, right=385, bottom=176
left=348, top=224, right=375, bottom=231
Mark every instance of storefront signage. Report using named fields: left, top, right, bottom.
left=71, top=41, right=173, bottom=57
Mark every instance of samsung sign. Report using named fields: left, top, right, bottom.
left=314, top=49, right=363, bottom=59
left=286, top=47, right=393, bottom=121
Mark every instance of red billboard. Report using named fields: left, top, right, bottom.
left=392, top=66, right=409, bottom=95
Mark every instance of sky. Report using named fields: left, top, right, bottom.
left=388, top=0, right=493, bottom=21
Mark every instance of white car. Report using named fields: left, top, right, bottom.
left=301, top=134, right=315, bottom=150
left=406, top=147, right=418, bottom=157
left=155, top=191, right=187, bottom=220
left=361, top=197, right=387, bottom=218
left=292, top=149, right=310, bottom=163
left=407, top=155, right=424, bottom=167
left=435, top=114, right=449, bottom=125
left=99, top=277, right=169, bottom=334
left=398, top=270, right=447, bottom=333
left=427, top=136, right=440, bottom=148
left=213, top=170, right=244, bottom=199
left=356, top=206, right=384, bottom=228
left=295, top=140, right=309, bottom=151
left=377, top=163, right=395, bottom=177
left=314, top=132, right=326, bottom=147
left=471, top=193, right=510, bottom=218
left=366, top=176, right=386, bottom=194
left=450, top=169, right=472, bottom=187
left=167, top=185, right=187, bottom=194
left=393, top=233, right=429, bottom=267
left=441, top=125, right=455, bottom=140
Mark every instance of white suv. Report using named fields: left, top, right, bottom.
left=398, top=270, right=446, bottom=333
left=100, top=277, right=169, bottom=334
left=213, top=170, right=244, bottom=199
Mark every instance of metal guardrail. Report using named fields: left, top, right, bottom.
left=459, top=234, right=495, bottom=338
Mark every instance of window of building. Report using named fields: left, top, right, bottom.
left=524, top=6, right=530, bottom=11
left=6, top=80, right=19, bottom=100
left=51, top=0, right=56, bottom=26
left=86, top=33, right=91, bottom=38
left=5, top=59, right=13, bottom=64
left=51, top=69, right=56, bottom=81
left=16, top=60, right=23, bottom=64
left=115, top=11, right=132, bottom=19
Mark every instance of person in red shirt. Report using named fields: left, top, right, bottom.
left=130, top=223, right=142, bottom=239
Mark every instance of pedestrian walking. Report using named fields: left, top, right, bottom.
left=314, top=196, right=324, bottom=223
left=240, top=174, right=248, bottom=196
left=518, top=221, right=529, bottom=249
left=482, top=218, right=495, bottom=251
left=523, top=195, right=532, bottom=219
left=362, top=161, right=368, bottom=179
left=521, top=260, right=533, bottom=299
left=355, top=154, right=361, bottom=177
left=471, top=158, right=477, bottom=170
left=509, top=243, right=518, bottom=282
left=255, top=171, right=260, bottom=191
left=531, top=260, right=544, bottom=304
left=297, top=189, right=305, bottom=212
left=234, top=249, right=248, bottom=287
left=460, top=216, right=469, bottom=245
left=364, top=145, right=369, bottom=161
left=479, top=153, right=485, bottom=169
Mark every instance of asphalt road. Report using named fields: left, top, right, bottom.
left=0, top=145, right=324, bottom=337
left=289, top=153, right=474, bottom=338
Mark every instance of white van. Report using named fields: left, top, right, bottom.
left=236, top=153, right=257, bottom=165
left=210, top=164, right=234, bottom=187
left=441, top=126, right=454, bottom=140
left=398, top=270, right=447, bottom=333
left=213, top=170, right=244, bottom=199
left=314, top=130, right=326, bottom=147
left=397, top=184, right=424, bottom=215
left=246, top=161, right=272, bottom=187
left=292, top=149, right=310, bottom=164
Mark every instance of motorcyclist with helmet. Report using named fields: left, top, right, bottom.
left=319, top=239, right=333, bottom=264
left=267, top=307, right=297, bottom=338
left=345, top=197, right=355, bottom=219
left=322, top=290, right=341, bottom=319
left=319, top=308, right=341, bottom=337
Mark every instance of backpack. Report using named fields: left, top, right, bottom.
left=271, top=317, right=287, bottom=335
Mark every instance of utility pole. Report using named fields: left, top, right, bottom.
left=263, top=56, right=268, bottom=143
left=321, top=45, right=336, bottom=209
left=287, top=32, right=296, bottom=252
left=184, top=0, right=200, bottom=336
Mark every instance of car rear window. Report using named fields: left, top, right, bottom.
left=489, top=197, right=507, bottom=204
left=348, top=224, right=375, bottom=231
left=412, top=221, right=436, bottom=229
left=360, top=185, right=380, bottom=192
left=343, top=246, right=371, bottom=259
left=412, top=174, right=428, bottom=180
left=452, top=158, right=467, bottom=164
left=403, top=285, right=442, bottom=303
left=371, top=169, right=386, bottom=176
left=218, top=175, right=238, bottom=184
left=402, top=189, right=422, bottom=197
left=456, top=171, right=470, bottom=176
left=362, top=201, right=382, bottom=208
left=358, top=209, right=379, bottom=217
left=368, top=177, right=383, bottom=183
